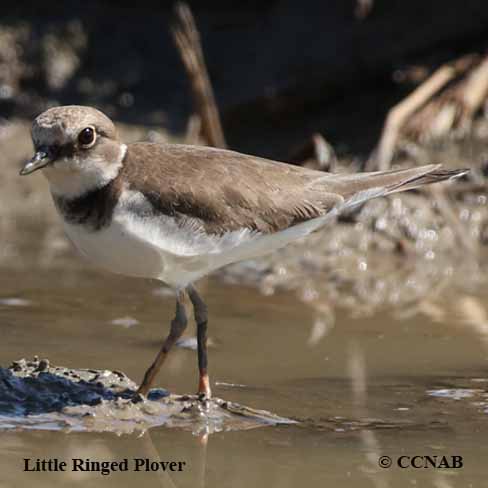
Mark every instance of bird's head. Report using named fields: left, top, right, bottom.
left=21, top=105, right=126, bottom=198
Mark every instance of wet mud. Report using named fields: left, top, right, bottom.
left=0, top=357, right=294, bottom=434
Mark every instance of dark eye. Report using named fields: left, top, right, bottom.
left=78, top=127, right=96, bottom=147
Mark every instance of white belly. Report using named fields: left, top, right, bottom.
left=60, top=202, right=256, bottom=288
left=60, top=193, right=339, bottom=289
left=63, top=218, right=165, bottom=280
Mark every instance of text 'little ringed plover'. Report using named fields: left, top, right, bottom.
left=20, top=105, right=468, bottom=399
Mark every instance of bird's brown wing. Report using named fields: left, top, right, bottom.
left=121, top=142, right=466, bottom=235
left=120, top=143, right=344, bottom=235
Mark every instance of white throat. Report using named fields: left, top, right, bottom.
left=44, top=144, right=127, bottom=199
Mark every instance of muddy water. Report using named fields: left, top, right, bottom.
left=1, top=256, right=488, bottom=487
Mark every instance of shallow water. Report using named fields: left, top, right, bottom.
left=1, top=253, right=488, bottom=487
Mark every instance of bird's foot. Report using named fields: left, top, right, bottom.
left=197, top=391, right=211, bottom=402
left=197, top=392, right=211, bottom=411
left=197, top=372, right=211, bottom=400
left=133, top=387, right=170, bottom=403
left=130, top=391, right=145, bottom=404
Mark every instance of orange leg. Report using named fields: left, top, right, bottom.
left=138, top=292, right=187, bottom=396
left=187, top=285, right=211, bottom=398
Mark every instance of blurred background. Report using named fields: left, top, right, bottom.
left=1, top=3, right=488, bottom=486
left=2, top=0, right=488, bottom=156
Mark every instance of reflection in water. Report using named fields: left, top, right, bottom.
left=432, top=473, right=455, bottom=488
left=195, top=434, right=208, bottom=488
left=0, top=429, right=211, bottom=487
left=456, top=295, right=488, bottom=346
left=140, top=432, right=180, bottom=488
left=304, top=294, right=335, bottom=347
left=348, top=341, right=390, bottom=488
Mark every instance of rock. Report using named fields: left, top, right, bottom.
left=0, top=357, right=294, bottom=434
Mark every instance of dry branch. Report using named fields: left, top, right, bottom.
left=368, top=65, right=456, bottom=171
left=459, top=55, right=488, bottom=123
left=404, top=54, right=480, bottom=140
left=185, top=114, right=202, bottom=145
left=172, top=2, right=226, bottom=148
left=289, top=133, right=337, bottom=172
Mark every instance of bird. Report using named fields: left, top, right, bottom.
left=20, top=105, right=467, bottom=399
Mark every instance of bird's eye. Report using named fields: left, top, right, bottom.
left=78, top=127, right=96, bottom=147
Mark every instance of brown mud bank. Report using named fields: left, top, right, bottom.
left=0, top=357, right=294, bottom=434
left=3, top=356, right=488, bottom=436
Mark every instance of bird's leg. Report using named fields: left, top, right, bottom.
left=187, top=285, right=211, bottom=399
left=137, top=291, right=187, bottom=397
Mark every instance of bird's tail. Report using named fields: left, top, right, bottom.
left=330, top=164, right=469, bottom=211
left=382, top=165, right=469, bottom=194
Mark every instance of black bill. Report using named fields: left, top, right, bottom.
left=20, top=150, right=54, bottom=175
